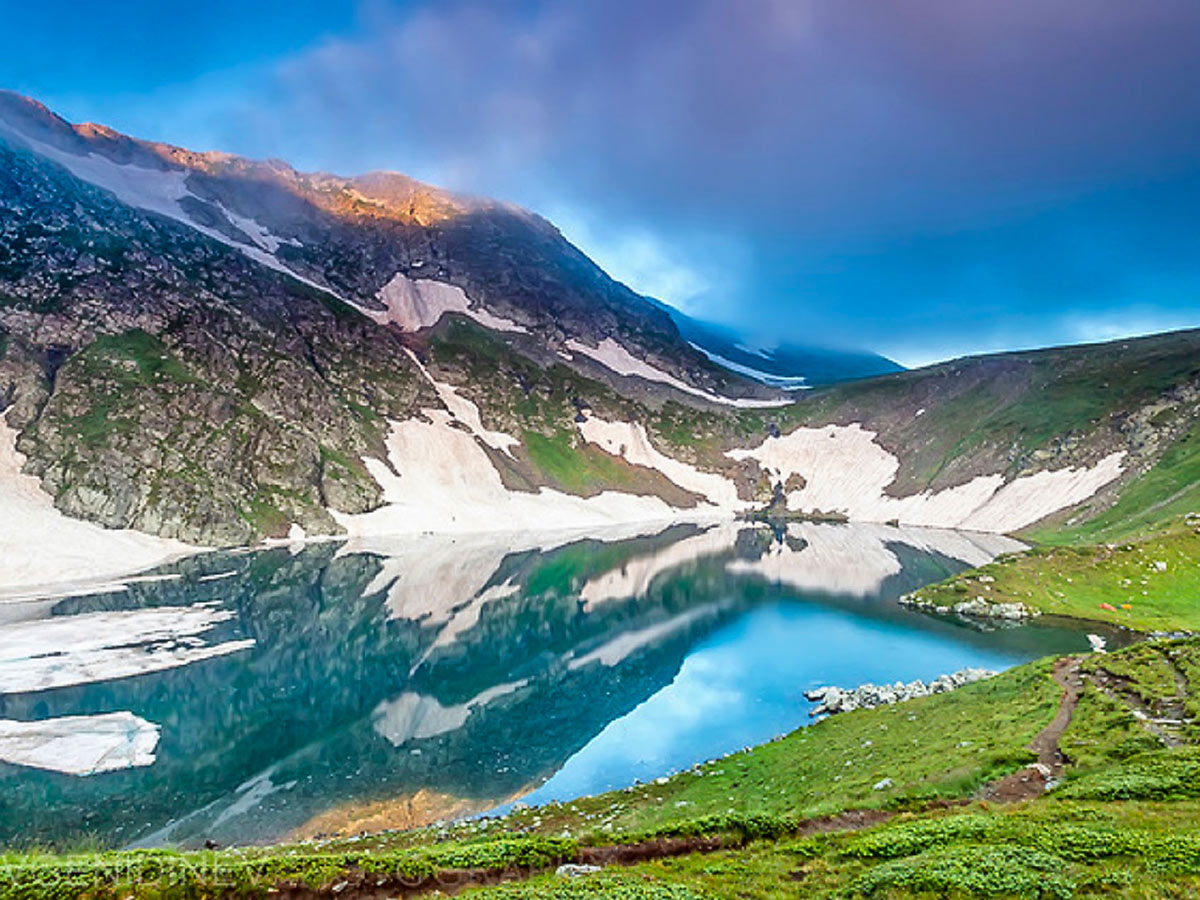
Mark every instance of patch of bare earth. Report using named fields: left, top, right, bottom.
left=981, top=657, right=1083, bottom=803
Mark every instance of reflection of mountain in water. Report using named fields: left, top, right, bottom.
left=0, top=523, right=1087, bottom=848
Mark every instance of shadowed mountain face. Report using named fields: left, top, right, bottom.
left=666, top=308, right=904, bottom=388
left=0, top=91, right=750, bottom=395
left=0, top=522, right=1103, bottom=850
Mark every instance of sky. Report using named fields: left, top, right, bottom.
left=3, top=0, right=1199, bottom=366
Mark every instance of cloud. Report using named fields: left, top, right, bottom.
left=34, top=0, right=1200, bottom=362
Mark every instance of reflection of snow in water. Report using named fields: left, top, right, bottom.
left=576, top=521, right=1024, bottom=605
left=726, top=523, right=1025, bottom=597
left=580, top=523, right=743, bottom=609
left=568, top=604, right=731, bottom=670
left=0, top=711, right=159, bottom=775
left=0, top=601, right=255, bottom=694
left=0, top=520, right=1082, bottom=848
left=372, top=681, right=527, bottom=746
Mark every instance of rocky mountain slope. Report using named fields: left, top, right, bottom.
left=0, top=91, right=1197, bottom=586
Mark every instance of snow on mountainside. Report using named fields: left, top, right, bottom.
left=0, top=90, right=1197, bottom=593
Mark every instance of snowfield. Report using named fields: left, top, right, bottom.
left=727, top=423, right=1126, bottom=533
left=370, top=273, right=528, bottom=335
left=0, top=415, right=199, bottom=595
left=566, top=338, right=791, bottom=408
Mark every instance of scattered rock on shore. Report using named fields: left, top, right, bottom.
left=804, top=667, right=997, bottom=717
left=899, top=592, right=1036, bottom=620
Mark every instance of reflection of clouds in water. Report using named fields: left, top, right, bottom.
left=0, top=521, right=1090, bottom=848
left=562, top=652, right=746, bottom=769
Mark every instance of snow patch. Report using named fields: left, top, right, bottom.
left=331, top=411, right=702, bottom=537
left=0, top=414, right=199, bottom=596
left=215, top=203, right=296, bottom=253
left=0, top=711, right=159, bottom=775
left=576, top=416, right=744, bottom=509
left=957, top=454, right=1128, bottom=533
left=0, top=121, right=340, bottom=299
left=727, top=423, right=1125, bottom=532
left=566, top=338, right=790, bottom=408
left=404, top=349, right=519, bottom=455
left=370, top=273, right=527, bottom=334
left=687, top=342, right=810, bottom=390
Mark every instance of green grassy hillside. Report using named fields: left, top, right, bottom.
left=906, top=517, right=1200, bottom=633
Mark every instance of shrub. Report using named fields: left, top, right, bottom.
left=850, top=845, right=1075, bottom=899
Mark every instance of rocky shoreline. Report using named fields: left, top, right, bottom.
left=899, top=590, right=1036, bottom=621
left=805, top=667, right=998, bottom=716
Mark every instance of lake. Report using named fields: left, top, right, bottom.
left=0, top=521, right=1111, bottom=848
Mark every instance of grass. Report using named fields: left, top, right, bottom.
left=0, top=836, right=577, bottom=900
left=523, top=428, right=644, bottom=495
left=905, top=518, right=1200, bottom=633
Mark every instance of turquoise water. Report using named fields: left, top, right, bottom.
left=0, top=521, right=1108, bottom=848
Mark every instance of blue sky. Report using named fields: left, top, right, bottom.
left=4, top=0, right=1199, bottom=366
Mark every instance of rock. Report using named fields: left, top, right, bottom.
left=900, top=593, right=1036, bottom=621
left=556, top=864, right=602, bottom=878
left=807, top=668, right=997, bottom=717
left=873, top=778, right=894, bottom=791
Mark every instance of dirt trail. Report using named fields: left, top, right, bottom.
left=981, top=657, right=1082, bottom=802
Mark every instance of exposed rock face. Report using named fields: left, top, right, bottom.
left=805, top=667, right=997, bottom=716
left=0, top=135, right=432, bottom=543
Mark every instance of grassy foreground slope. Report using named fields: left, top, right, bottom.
left=908, top=517, right=1200, bottom=633
left=10, top=638, right=1200, bottom=898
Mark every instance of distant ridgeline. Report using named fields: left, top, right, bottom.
left=0, top=90, right=1198, bottom=586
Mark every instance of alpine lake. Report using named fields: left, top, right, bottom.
left=0, top=520, right=1121, bottom=849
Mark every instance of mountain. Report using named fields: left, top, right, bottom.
left=665, top=308, right=904, bottom=388
left=0, top=91, right=1197, bottom=588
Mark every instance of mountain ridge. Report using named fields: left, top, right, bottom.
left=0, top=91, right=1197, bottom=591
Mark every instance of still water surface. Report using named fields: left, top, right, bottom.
left=0, top=521, right=1107, bottom=848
